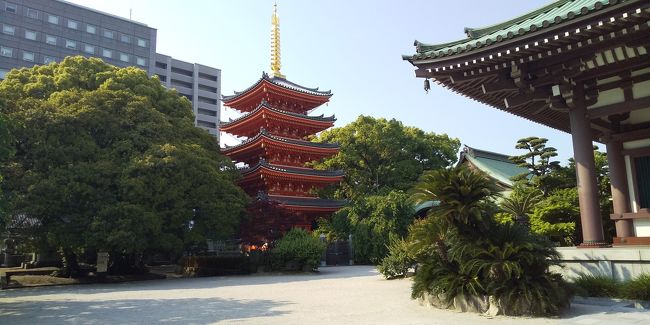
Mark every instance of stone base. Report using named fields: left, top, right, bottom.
left=418, top=292, right=534, bottom=316
left=613, top=236, right=650, bottom=245
left=553, top=246, right=650, bottom=282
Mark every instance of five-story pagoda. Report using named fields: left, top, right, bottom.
left=221, top=4, right=344, bottom=230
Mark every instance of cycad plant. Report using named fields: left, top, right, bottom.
left=500, top=184, right=544, bottom=226
left=408, top=166, right=569, bottom=316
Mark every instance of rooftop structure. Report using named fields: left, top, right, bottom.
left=457, top=145, right=530, bottom=191
left=404, top=0, right=650, bottom=246
left=221, top=5, right=344, bottom=234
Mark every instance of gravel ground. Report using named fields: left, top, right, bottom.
left=0, top=266, right=648, bottom=324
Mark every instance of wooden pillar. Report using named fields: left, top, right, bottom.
left=568, top=93, right=606, bottom=247
left=606, top=139, right=635, bottom=238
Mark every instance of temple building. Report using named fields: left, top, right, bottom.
left=221, top=5, right=345, bottom=230
left=404, top=0, right=650, bottom=246
left=457, top=145, right=530, bottom=193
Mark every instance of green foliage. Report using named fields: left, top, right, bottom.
left=271, top=228, right=325, bottom=271
left=572, top=274, right=620, bottom=297
left=378, top=237, right=413, bottom=279
left=310, top=115, right=460, bottom=200
left=509, top=137, right=560, bottom=193
left=0, top=114, right=13, bottom=228
left=0, top=57, right=248, bottom=265
left=499, top=184, right=543, bottom=225
left=408, top=166, right=569, bottom=316
left=335, top=191, right=414, bottom=264
left=411, top=167, right=500, bottom=236
left=620, top=274, right=650, bottom=301
left=530, top=188, right=579, bottom=246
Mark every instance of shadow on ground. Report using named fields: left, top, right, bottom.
left=0, top=266, right=378, bottom=299
left=0, top=296, right=290, bottom=324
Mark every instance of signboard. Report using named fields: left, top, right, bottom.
left=97, top=252, right=109, bottom=273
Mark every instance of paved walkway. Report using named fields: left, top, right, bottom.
left=0, top=266, right=647, bottom=324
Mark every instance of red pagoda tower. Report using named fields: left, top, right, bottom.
left=221, top=4, right=344, bottom=230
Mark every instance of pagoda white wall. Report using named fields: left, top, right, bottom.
left=552, top=247, right=650, bottom=282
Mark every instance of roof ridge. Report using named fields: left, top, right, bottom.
left=407, top=0, right=617, bottom=60
left=464, top=0, right=574, bottom=39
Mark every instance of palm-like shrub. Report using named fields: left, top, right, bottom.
left=408, top=166, right=569, bottom=316
left=499, top=184, right=543, bottom=225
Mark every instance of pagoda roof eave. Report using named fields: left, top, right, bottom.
left=223, top=72, right=332, bottom=104
left=239, top=160, right=344, bottom=179
left=403, top=0, right=629, bottom=63
left=221, top=129, right=340, bottom=155
left=269, top=195, right=347, bottom=209
left=220, top=102, right=336, bottom=130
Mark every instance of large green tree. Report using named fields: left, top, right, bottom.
left=0, top=57, right=248, bottom=274
left=310, top=115, right=460, bottom=201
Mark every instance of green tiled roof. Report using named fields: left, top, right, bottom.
left=458, top=146, right=530, bottom=188
left=406, top=0, right=617, bottom=61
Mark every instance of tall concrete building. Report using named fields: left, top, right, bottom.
left=0, top=0, right=220, bottom=137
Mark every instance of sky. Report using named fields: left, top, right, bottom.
left=66, top=0, right=579, bottom=163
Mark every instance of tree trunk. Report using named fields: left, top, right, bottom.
left=58, top=248, right=80, bottom=278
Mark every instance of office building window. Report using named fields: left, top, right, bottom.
left=2, top=24, right=15, bottom=35
left=119, top=53, right=129, bottom=62
left=84, top=44, right=95, bottom=54
left=103, top=29, right=114, bottom=39
left=22, top=51, right=34, bottom=62
left=102, top=49, right=112, bottom=58
left=5, top=3, right=17, bottom=14
left=26, top=8, right=38, bottom=19
left=0, top=69, right=8, bottom=80
left=44, top=56, right=56, bottom=64
left=47, top=14, right=59, bottom=24
left=156, top=74, right=166, bottom=82
left=197, top=120, right=217, bottom=129
left=120, top=34, right=130, bottom=43
left=67, top=20, right=79, bottom=30
left=46, top=35, right=57, bottom=45
left=136, top=57, right=146, bottom=66
left=1, top=47, right=13, bottom=57
left=65, top=39, right=76, bottom=49
left=25, top=30, right=37, bottom=40
left=137, top=38, right=147, bottom=47
left=86, top=25, right=96, bottom=34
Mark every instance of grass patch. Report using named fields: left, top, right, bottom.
left=572, top=274, right=619, bottom=297
left=620, top=274, right=650, bottom=301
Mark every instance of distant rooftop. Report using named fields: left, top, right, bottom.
left=56, top=0, right=153, bottom=28
left=457, top=145, right=530, bottom=188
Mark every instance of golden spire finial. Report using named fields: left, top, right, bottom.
left=270, top=2, right=285, bottom=78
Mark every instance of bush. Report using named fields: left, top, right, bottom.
left=271, top=228, right=325, bottom=271
left=378, top=238, right=413, bottom=279
left=571, top=274, right=620, bottom=297
left=621, top=274, right=650, bottom=301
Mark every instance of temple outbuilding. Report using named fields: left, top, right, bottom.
left=404, top=0, right=650, bottom=246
